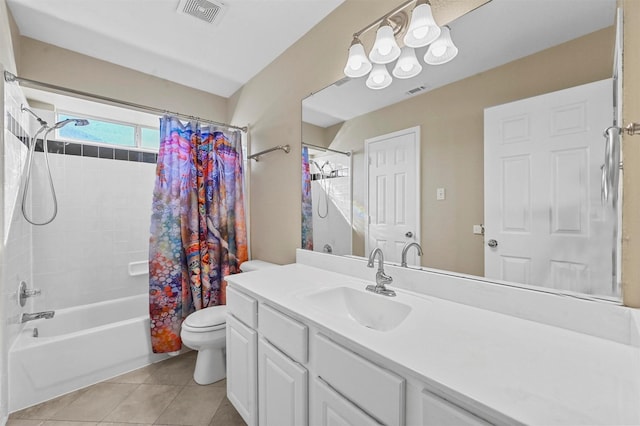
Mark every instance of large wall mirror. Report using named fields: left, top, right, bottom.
left=301, top=0, right=622, bottom=300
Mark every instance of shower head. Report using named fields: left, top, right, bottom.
left=52, top=118, right=90, bottom=129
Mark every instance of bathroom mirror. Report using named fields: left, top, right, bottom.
left=301, top=0, right=622, bottom=300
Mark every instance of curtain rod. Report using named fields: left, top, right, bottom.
left=303, top=142, right=351, bottom=157
left=3, top=71, right=248, bottom=133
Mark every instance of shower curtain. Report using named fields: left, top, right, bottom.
left=149, top=116, right=248, bottom=353
left=301, top=147, right=313, bottom=250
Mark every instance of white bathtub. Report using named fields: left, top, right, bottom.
left=8, top=294, right=168, bottom=412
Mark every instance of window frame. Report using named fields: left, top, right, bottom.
left=55, top=110, right=160, bottom=152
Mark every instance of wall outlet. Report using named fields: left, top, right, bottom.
left=436, top=187, right=446, bottom=201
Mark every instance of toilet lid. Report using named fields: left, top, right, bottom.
left=184, top=305, right=227, bottom=328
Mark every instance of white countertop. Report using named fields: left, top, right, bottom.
left=226, top=263, right=640, bottom=426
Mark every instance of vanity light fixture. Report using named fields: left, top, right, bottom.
left=369, top=19, right=402, bottom=64
left=424, top=26, right=458, bottom=65
left=343, top=0, right=461, bottom=90
left=344, top=37, right=373, bottom=78
left=404, top=0, right=440, bottom=48
left=393, top=46, right=423, bottom=79
left=367, top=64, right=393, bottom=90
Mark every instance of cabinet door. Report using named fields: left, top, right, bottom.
left=226, top=314, right=258, bottom=426
left=312, top=377, right=381, bottom=426
left=258, top=338, right=308, bottom=426
left=421, top=390, right=492, bottom=426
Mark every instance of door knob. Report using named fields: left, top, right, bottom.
left=405, top=231, right=413, bottom=238
left=487, top=239, right=498, bottom=248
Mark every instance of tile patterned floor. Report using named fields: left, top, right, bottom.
left=8, top=351, right=246, bottom=426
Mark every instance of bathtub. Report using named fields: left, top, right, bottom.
left=8, top=294, right=168, bottom=412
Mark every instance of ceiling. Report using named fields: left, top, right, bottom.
left=303, top=0, right=617, bottom=128
left=7, top=0, right=345, bottom=98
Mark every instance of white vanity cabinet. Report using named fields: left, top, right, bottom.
left=227, top=284, right=499, bottom=426
left=226, top=313, right=258, bottom=426
left=226, top=286, right=259, bottom=426
left=227, top=285, right=309, bottom=426
left=258, top=337, right=308, bottom=426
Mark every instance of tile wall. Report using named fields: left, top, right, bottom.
left=30, top=146, right=156, bottom=311
left=2, top=78, right=33, bottom=423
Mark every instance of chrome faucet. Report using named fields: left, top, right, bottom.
left=366, top=248, right=396, bottom=297
left=401, top=242, right=423, bottom=267
left=21, top=311, right=55, bottom=323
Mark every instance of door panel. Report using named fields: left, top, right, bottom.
left=366, top=127, right=420, bottom=264
left=485, top=79, right=614, bottom=296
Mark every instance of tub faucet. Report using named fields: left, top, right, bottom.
left=21, top=311, right=55, bottom=323
left=366, top=248, right=396, bottom=297
left=401, top=242, right=423, bottom=267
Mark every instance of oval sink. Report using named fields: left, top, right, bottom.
left=301, top=286, right=411, bottom=331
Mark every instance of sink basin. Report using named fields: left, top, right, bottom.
left=300, top=286, right=411, bottom=331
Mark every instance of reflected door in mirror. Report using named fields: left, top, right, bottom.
left=484, top=79, right=616, bottom=297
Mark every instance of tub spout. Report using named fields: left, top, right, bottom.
left=21, top=311, right=55, bottom=323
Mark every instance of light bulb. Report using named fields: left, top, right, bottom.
left=373, top=73, right=385, bottom=84
left=412, top=27, right=429, bottom=39
left=348, top=57, right=362, bottom=71
left=366, top=64, right=392, bottom=90
left=378, top=41, right=392, bottom=56
left=400, top=61, right=412, bottom=72
left=431, top=44, right=447, bottom=57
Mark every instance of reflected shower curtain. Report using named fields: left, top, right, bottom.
left=301, top=147, right=313, bottom=250
left=149, top=116, right=248, bottom=353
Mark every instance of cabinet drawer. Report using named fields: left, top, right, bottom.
left=227, top=286, right=257, bottom=328
left=315, top=334, right=404, bottom=426
left=259, top=303, right=308, bottom=363
left=312, top=377, right=381, bottom=426
left=421, top=390, right=492, bottom=426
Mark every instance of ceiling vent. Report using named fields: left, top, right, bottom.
left=406, top=85, right=430, bottom=96
left=177, top=0, right=227, bottom=25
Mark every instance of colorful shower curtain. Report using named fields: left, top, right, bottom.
left=301, top=147, right=313, bottom=250
left=149, top=116, right=248, bottom=353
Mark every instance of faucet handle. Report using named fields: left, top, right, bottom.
left=24, top=289, right=41, bottom=297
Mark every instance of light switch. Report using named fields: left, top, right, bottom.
left=436, top=188, right=445, bottom=200
left=473, top=225, right=484, bottom=235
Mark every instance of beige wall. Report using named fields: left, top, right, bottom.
left=227, top=1, right=396, bottom=264
left=17, top=37, right=228, bottom=122
left=621, top=0, right=640, bottom=308
left=310, top=27, right=614, bottom=276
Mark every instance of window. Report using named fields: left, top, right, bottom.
left=56, top=112, right=159, bottom=151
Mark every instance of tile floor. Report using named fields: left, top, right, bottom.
left=7, top=351, right=246, bottom=426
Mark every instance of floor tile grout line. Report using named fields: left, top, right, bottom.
left=97, top=382, right=144, bottom=424
left=150, top=383, right=187, bottom=426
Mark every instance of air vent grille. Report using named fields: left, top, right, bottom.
left=177, top=0, right=227, bottom=25
left=406, top=85, right=429, bottom=96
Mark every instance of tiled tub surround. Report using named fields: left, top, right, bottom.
left=225, top=251, right=640, bottom=425
left=2, top=80, right=34, bottom=424
left=29, top=145, right=156, bottom=310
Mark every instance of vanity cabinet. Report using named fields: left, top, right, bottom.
left=227, top=284, right=498, bottom=426
left=227, top=287, right=309, bottom=426
left=226, top=313, right=258, bottom=426
left=258, top=337, right=308, bottom=426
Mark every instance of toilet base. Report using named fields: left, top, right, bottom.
left=193, top=347, right=226, bottom=385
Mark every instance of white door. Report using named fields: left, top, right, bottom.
left=365, top=127, right=420, bottom=264
left=484, top=79, right=615, bottom=296
left=226, top=314, right=258, bottom=426
left=258, top=338, right=308, bottom=426
left=312, top=378, right=381, bottom=426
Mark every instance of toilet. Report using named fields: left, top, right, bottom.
left=180, top=260, right=277, bottom=385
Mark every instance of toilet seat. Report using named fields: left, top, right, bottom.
left=183, top=306, right=227, bottom=333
